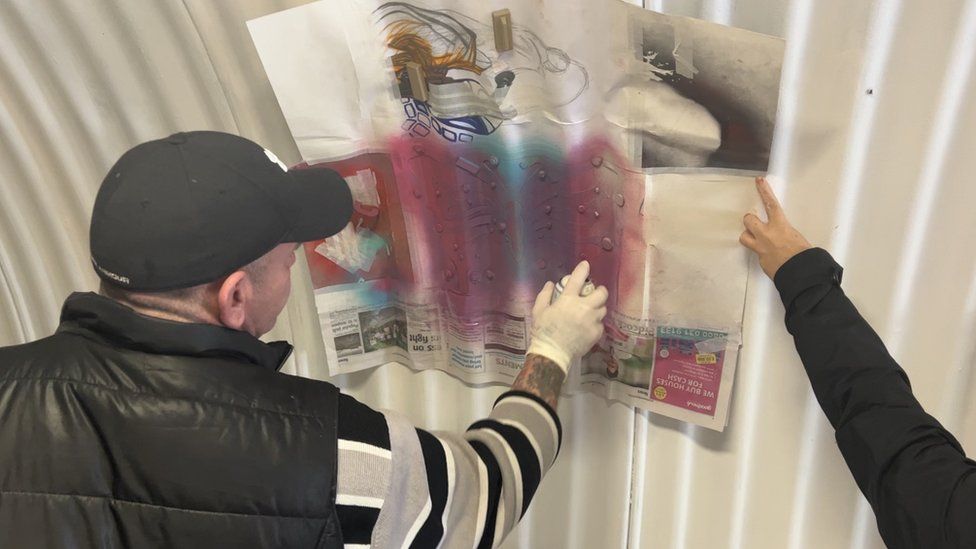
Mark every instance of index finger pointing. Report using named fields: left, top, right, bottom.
left=756, top=177, right=784, bottom=220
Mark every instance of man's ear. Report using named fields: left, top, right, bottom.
left=216, top=270, right=250, bottom=330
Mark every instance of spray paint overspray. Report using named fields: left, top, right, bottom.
left=388, top=123, right=646, bottom=320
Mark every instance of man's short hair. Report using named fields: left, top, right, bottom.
left=99, top=280, right=215, bottom=317
left=98, top=256, right=271, bottom=318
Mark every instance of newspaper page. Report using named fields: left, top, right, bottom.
left=249, top=0, right=782, bottom=430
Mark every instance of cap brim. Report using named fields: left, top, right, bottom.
left=283, top=166, right=354, bottom=242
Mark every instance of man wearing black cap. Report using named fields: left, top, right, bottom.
left=0, top=131, right=608, bottom=548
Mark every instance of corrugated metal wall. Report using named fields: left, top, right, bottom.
left=1, top=0, right=975, bottom=547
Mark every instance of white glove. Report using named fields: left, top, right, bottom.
left=526, top=261, right=609, bottom=373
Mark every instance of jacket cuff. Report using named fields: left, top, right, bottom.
left=773, top=248, right=844, bottom=309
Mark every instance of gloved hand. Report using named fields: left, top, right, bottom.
left=526, top=261, right=609, bottom=373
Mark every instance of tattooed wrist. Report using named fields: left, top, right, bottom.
left=512, top=353, right=566, bottom=409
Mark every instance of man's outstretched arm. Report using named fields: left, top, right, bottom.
left=741, top=177, right=976, bottom=549
left=335, top=261, right=607, bottom=548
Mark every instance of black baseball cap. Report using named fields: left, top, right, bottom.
left=90, top=131, right=353, bottom=291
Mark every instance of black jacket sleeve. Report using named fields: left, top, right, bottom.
left=774, top=248, right=976, bottom=549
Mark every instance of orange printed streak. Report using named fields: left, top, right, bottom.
left=384, top=20, right=485, bottom=83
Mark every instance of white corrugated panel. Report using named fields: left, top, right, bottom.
left=1, top=1, right=975, bottom=547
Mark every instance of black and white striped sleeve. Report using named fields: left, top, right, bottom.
left=335, top=393, right=392, bottom=549
left=335, top=391, right=563, bottom=548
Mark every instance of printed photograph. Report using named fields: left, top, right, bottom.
left=333, top=332, right=365, bottom=358
left=359, top=307, right=409, bottom=353
left=582, top=335, right=656, bottom=389
left=611, top=10, right=784, bottom=170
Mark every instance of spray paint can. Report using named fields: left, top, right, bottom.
left=551, top=274, right=596, bottom=303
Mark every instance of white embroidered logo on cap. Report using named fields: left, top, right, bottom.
left=264, top=149, right=288, bottom=172
left=91, top=257, right=130, bottom=285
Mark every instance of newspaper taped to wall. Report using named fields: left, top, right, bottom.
left=249, top=0, right=781, bottom=430
left=307, top=169, right=756, bottom=430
